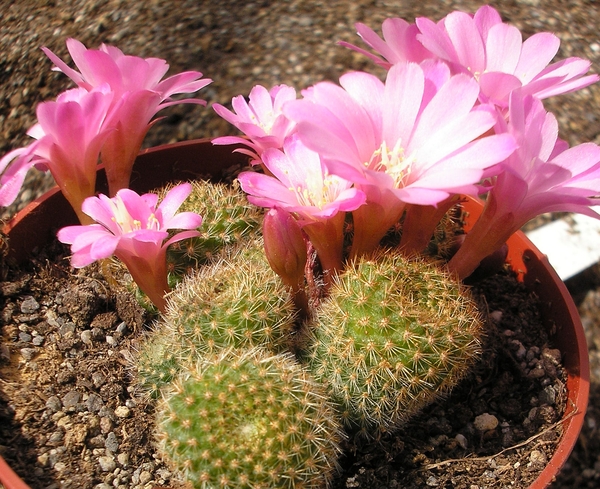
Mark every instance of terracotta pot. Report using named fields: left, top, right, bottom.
left=0, top=139, right=589, bottom=489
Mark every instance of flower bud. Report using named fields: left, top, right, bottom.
left=262, top=208, right=307, bottom=290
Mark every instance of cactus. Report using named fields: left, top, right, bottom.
left=304, top=248, right=483, bottom=438
left=135, top=238, right=299, bottom=397
left=156, top=347, right=345, bottom=489
left=165, top=179, right=263, bottom=281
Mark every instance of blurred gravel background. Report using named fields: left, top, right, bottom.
left=1, top=0, right=600, bottom=487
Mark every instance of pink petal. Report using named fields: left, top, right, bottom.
left=478, top=72, right=522, bottom=105
left=248, top=85, right=275, bottom=119
left=382, top=62, right=424, bottom=144
left=484, top=23, right=522, bottom=73
left=514, top=32, right=560, bottom=83
left=157, top=183, right=193, bottom=223
left=443, top=11, right=486, bottom=73
left=408, top=73, right=481, bottom=154
left=164, top=230, right=202, bottom=248
left=473, top=5, right=503, bottom=39
left=416, top=17, right=457, bottom=62
left=166, top=212, right=203, bottom=230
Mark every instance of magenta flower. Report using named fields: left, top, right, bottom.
left=57, top=183, right=202, bottom=312
left=415, top=5, right=598, bottom=106
left=284, top=61, right=517, bottom=257
left=338, top=17, right=433, bottom=69
left=212, top=84, right=297, bottom=164
left=42, top=38, right=212, bottom=194
left=238, top=135, right=365, bottom=279
left=447, top=92, right=600, bottom=279
left=1, top=85, right=118, bottom=224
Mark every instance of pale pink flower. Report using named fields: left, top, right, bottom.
left=212, top=84, right=297, bottom=164
left=284, top=62, right=517, bottom=257
left=338, top=17, right=433, bottom=68
left=447, top=92, right=600, bottom=279
left=238, top=135, right=365, bottom=279
left=42, top=38, right=212, bottom=194
left=57, top=183, right=202, bottom=312
left=415, top=5, right=598, bottom=105
left=1, top=85, right=118, bottom=224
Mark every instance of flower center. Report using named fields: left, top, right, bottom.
left=109, top=196, right=160, bottom=233
left=367, top=140, right=416, bottom=188
left=290, top=172, right=345, bottom=209
left=250, top=110, right=275, bottom=134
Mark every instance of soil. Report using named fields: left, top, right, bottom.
left=0, top=223, right=569, bottom=489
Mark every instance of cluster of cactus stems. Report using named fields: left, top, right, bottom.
left=134, top=180, right=485, bottom=488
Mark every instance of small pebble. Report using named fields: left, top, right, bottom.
left=539, top=385, right=557, bottom=405
left=528, top=449, right=547, bottom=467
left=32, top=335, right=45, bottom=346
left=489, top=310, right=503, bottom=323
left=105, top=432, right=119, bottom=452
left=20, top=347, right=36, bottom=360
left=139, top=471, right=153, bottom=485
left=98, top=455, right=116, bottom=472
left=473, top=413, right=499, bottom=432
left=62, top=390, right=81, bottom=409
left=20, top=296, right=40, bottom=314
left=92, top=371, right=106, bottom=388
left=86, top=393, right=104, bottom=413
left=117, top=452, right=130, bottom=466
left=455, top=433, right=468, bottom=449
left=48, top=431, right=64, bottom=443
left=59, top=323, right=76, bottom=337
left=100, top=416, right=114, bottom=434
left=114, top=406, right=130, bottom=418
left=426, top=475, right=439, bottom=486
left=81, top=330, right=93, bottom=344
left=45, top=396, right=62, bottom=412
left=19, top=331, right=32, bottom=342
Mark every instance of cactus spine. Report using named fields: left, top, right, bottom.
left=157, top=347, right=345, bottom=489
left=304, top=248, right=483, bottom=438
left=136, top=239, right=299, bottom=397
left=165, top=179, right=263, bottom=281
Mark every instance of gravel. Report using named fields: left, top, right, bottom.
left=1, top=1, right=600, bottom=488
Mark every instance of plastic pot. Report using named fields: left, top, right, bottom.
left=0, top=139, right=589, bottom=489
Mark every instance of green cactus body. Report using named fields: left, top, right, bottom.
left=136, top=239, right=298, bottom=397
left=157, top=347, right=344, bottom=489
left=305, top=249, right=483, bottom=437
left=165, top=179, right=263, bottom=281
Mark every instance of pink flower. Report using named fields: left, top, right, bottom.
left=1, top=86, right=118, bottom=224
left=447, top=92, right=600, bottom=279
left=212, top=84, right=297, bottom=164
left=262, top=207, right=309, bottom=314
left=338, top=17, right=433, bottom=69
left=415, top=5, right=598, bottom=105
left=0, top=146, right=38, bottom=208
left=42, top=38, right=212, bottom=194
left=284, top=62, right=517, bottom=257
left=238, top=135, right=365, bottom=279
left=57, top=183, right=202, bottom=312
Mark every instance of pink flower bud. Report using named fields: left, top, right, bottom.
left=262, top=208, right=307, bottom=290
